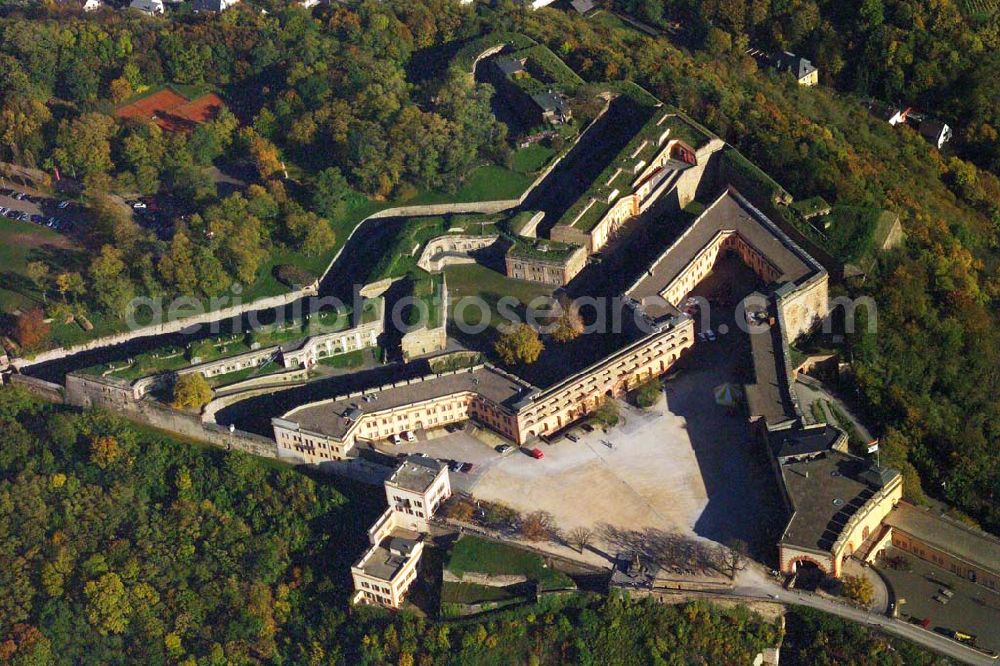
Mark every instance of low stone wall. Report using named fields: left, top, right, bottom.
left=213, top=367, right=309, bottom=394
left=359, top=278, right=395, bottom=299
left=401, top=325, right=447, bottom=361
left=443, top=570, right=528, bottom=586
left=416, top=234, right=498, bottom=272
left=178, top=345, right=280, bottom=379
left=516, top=211, right=545, bottom=238
left=369, top=200, right=521, bottom=219
left=12, top=287, right=316, bottom=372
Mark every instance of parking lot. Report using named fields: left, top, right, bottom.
left=0, top=187, right=79, bottom=233
left=877, top=546, right=1000, bottom=655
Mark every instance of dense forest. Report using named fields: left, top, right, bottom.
left=614, top=0, right=1000, bottom=172
left=0, top=0, right=507, bottom=332
left=0, top=386, right=944, bottom=664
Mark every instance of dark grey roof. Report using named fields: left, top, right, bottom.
left=571, top=0, right=595, bottom=13
left=773, top=51, right=817, bottom=80
left=770, top=423, right=845, bottom=460
left=388, top=455, right=445, bottom=493
left=495, top=57, right=526, bottom=77
left=628, top=190, right=821, bottom=308
left=779, top=451, right=890, bottom=552
left=283, top=366, right=535, bottom=440
left=918, top=118, right=951, bottom=142
left=744, top=302, right=798, bottom=428
left=531, top=91, right=569, bottom=114
left=193, top=0, right=224, bottom=11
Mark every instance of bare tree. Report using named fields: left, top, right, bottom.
left=520, top=510, right=555, bottom=542
left=566, top=526, right=594, bottom=553
left=715, top=538, right=749, bottom=579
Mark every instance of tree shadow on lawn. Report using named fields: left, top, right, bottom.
left=0, top=271, right=40, bottom=306
left=27, top=244, right=90, bottom=274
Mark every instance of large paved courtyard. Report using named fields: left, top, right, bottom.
left=378, top=313, right=785, bottom=564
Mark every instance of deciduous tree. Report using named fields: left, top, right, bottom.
left=494, top=324, right=543, bottom=366
left=567, top=526, right=594, bottom=553
left=12, top=307, right=49, bottom=349
left=83, top=573, right=132, bottom=636
left=520, top=510, right=555, bottom=542
left=551, top=301, right=583, bottom=343
left=171, top=373, right=212, bottom=410
left=714, top=539, right=749, bottom=580
left=841, top=574, right=874, bottom=607
left=24, top=261, right=49, bottom=303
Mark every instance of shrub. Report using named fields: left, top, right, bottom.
left=274, top=264, right=317, bottom=288
left=633, top=379, right=661, bottom=408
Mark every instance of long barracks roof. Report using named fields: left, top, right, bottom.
left=744, top=302, right=799, bottom=428
left=279, top=365, right=536, bottom=440
left=885, top=502, right=1000, bottom=576
left=627, top=188, right=824, bottom=308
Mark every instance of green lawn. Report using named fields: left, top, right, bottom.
left=317, top=348, right=366, bottom=369
left=440, top=581, right=519, bottom=604
left=445, top=535, right=574, bottom=590
left=511, top=144, right=556, bottom=174
left=444, top=264, right=555, bottom=332
left=0, top=219, right=85, bottom=313
left=405, top=165, right=535, bottom=206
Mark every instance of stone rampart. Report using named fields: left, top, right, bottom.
left=9, top=374, right=65, bottom=403
left=416, top=234, right=499, bottom=272
left=12, top=288, right=314, bottom=371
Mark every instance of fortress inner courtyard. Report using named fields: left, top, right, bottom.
left=382, top=259, right=787, bottom=562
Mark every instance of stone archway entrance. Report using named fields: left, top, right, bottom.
left=789, top=557, right=827, bottom=591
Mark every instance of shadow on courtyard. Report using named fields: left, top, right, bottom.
left=659, top=255, right=786, bottom=562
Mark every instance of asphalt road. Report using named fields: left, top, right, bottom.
left=730, top=564, right=996, bottom=665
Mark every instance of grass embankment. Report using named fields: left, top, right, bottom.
left=444, top=263, right=554, bottom=332
left=317, top=349, right=366, bottom=369
left=446, top=535, right=574, bottom=590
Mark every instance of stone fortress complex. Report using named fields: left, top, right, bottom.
left=11, top=35, right=994, bottom=612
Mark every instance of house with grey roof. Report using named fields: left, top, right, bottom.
left=772, top=51, right=818, bottom=86
left=129, top=0, right=164, bottom=14
left=917, top=117, right=952, bottom=150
